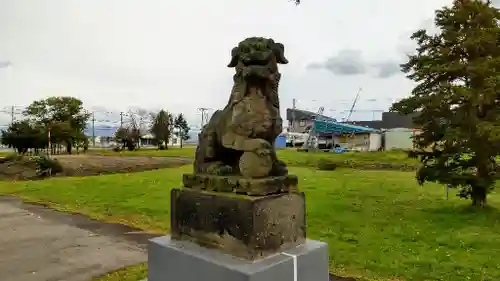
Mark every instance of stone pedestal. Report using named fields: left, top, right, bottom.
left=143, top=172, right=329, bottom=281
left=145, top=235, right=329, bottom=281
left=171, top=188, right=306, bottom=260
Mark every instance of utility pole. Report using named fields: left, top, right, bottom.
left=120, top=112, right=124, bottom=128
left=47, top=126, right=51, bottom=158
left=10, top=105, right=14, bottom=123
left=198, top=107, right=210, bottom=128
left=291, top=98, right=296, bottom=132
left=92, top=111, right=95, bottom=147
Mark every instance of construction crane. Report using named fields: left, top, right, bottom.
left=317, top=106, right=324, bottom=116
left=345, top=88, right=362, bottom=122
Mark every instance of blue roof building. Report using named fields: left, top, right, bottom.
left=313, top=120, right=379, bottom=135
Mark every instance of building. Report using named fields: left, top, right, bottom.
left=286, top=108, right=337, bottom=133
left=312, top=119, right=381, bottom=151
left=285, top=108, right=384, bottom=150
left=346, top=112, right=421, bottom=150
left=345, top=111, right=419, bottom=130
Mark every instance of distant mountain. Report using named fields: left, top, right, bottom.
left=185, top=129, right=200, bottom=144
left=85, top=124, right=200, bottom=144
left=84, top=124, right=119, bottom=138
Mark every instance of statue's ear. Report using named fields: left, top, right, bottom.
left=273, top=43, right=288, bottom=64
left=227, top=47, right=240, bottom=67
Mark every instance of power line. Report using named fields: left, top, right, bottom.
left=197, top=107, right=212, bottom=128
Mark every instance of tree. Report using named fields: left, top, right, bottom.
left=391, top=0, right=500, bottom=207
left=126, top=110, right=146, bottom=148
left=150, top=110, right=174, bottom=149
left=174, top=113, right=190, bottom=148
left=24, top=96, right=90, bottom=154
left=113, top=109, right=150, bottom=151
left=114, top=127, right=136, bottom=151
left=1, top=120, right=47, bottom=154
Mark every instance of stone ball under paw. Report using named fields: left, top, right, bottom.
left=239, top=151, right=273, bottom=178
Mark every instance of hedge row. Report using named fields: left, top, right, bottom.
left=315, top=159, right=419, bottom=171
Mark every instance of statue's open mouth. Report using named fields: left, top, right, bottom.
left=242, top=59, right=269, bottom=67
left=242, top=61, right=274, bottom=80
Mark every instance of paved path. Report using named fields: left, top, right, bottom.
left=0, top=197, right=354, bottom=281
left=0, top=197, right=150, bottom=281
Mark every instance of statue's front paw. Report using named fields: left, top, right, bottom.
left=239, top=151, right=273, bottom=178
left=214, top=165, right=233, bottom=175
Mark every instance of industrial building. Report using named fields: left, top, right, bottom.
left=285, top=108, right=420, bottom=151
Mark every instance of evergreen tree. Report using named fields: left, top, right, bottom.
left=391, top=0, right=500, bottom=207
left=174, top=113, right=190, bottom=148
left=150, top=110, right=173, bottom=149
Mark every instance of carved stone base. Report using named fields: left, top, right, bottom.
left=170, top=188, right=306, bottom=260
left=182, top=173, right=299, bottom=196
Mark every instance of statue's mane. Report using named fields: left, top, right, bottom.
left=223, top=37, right=287, bottom=111
left=225, top=72, right=281, bottom=110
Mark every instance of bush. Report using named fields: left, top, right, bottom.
left=317, top=158, right=338, bottom=171
left=113, top=146, right=123, bottom=152
left=158, top=144, right=166, bottom=150
left=126, top=142, right=136, bottom=151
left=32, top=155, right=63, bottom=176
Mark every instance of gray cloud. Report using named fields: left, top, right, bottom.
left=308, top=49, right=367, bottom=75
left=370, top=61, right=402, bottom=78
left=307, top=49, right=401, bottom=78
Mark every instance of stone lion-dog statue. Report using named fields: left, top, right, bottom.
left=194, top=37, right=289, bottom=178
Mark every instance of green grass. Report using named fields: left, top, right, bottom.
left=88, top=147, right=419, bottom=168
left=0, top=151, right=13, bottom=157
left=1, top=166, right=499, bottom=280
left=93, top=264, right=147, bottom=281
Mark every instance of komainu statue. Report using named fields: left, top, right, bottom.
left=194, top=37, right=288, bottom=178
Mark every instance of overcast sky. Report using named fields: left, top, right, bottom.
left=0, top=0, right=458, bottom=127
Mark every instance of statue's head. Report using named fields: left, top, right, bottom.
left=227, top=37, right=288, bottom=81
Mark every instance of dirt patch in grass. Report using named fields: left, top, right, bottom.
left=0, top=155, right=192, bottom=180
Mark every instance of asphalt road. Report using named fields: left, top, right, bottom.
left=0, top=197, right=147, bottom=281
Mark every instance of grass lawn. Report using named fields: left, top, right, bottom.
left=88, top=147, right=419, bottom=168
left=1, top=166, right=499, bottom=280
left=94, top=264, right=147, bottom=281
left=0, top=151, right=13, bottom=157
